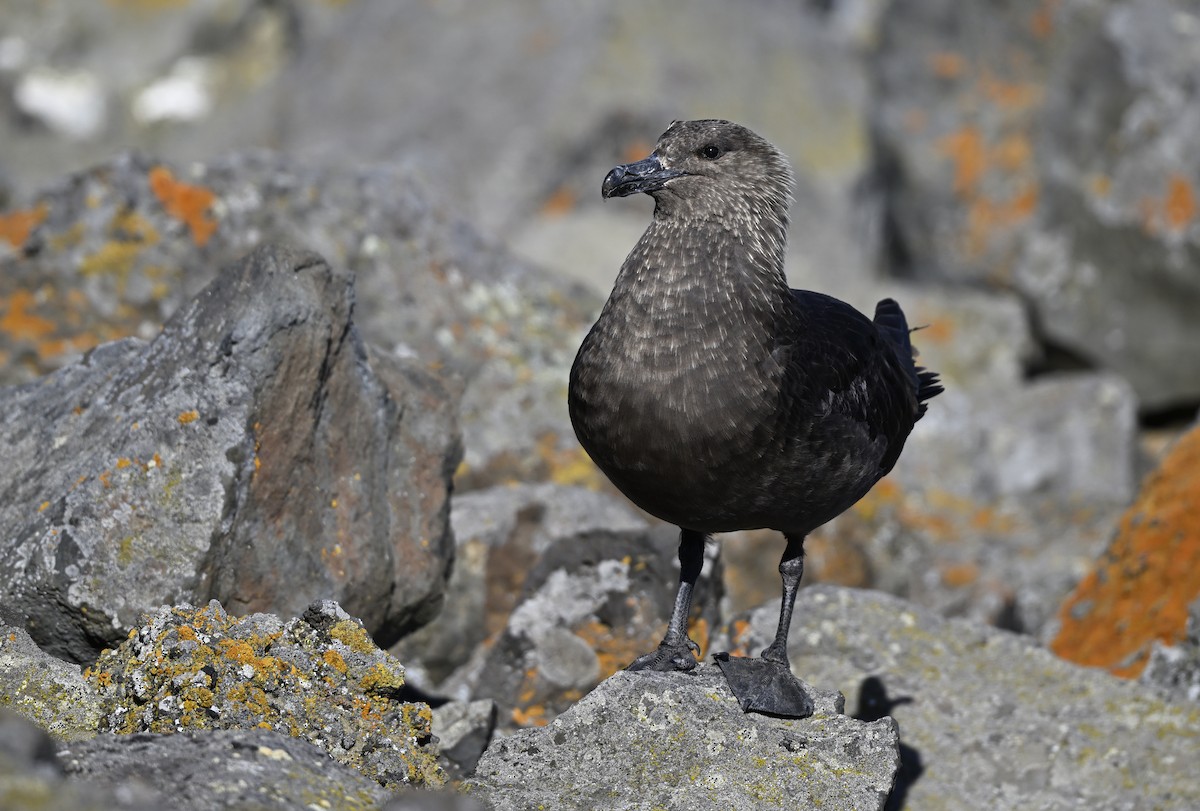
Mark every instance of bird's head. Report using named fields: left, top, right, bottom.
left=601, top=119, right=795, bottom=228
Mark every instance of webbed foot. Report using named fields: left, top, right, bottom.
left=713, top=652, right=815, bottom=718
left=626, top=640, right=699, bottom=672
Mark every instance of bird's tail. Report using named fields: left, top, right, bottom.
left=872, top=298, right=944, bottom=419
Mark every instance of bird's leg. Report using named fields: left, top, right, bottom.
left=761, top=533, right=805, bottom=666
left=627, top=529, right=706, bottom=672
left=714, top=533, right=813, bottom=718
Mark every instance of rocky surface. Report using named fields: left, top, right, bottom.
left=87, top=600, right=444, bottom=789
left=466, top=664, right=898, bottom=811
left=1051, top=422, right=1200, bottom=676
left=397, top=483, right=723, bottom=734
left=0, top=243, right=458, bottom=663
left=0, top=621, right=102, bottom=741
left=734, top=585, right=1200, bottom=810
left=0, top=150, right=591, bottom=493
left=870, top=0, right=1200, bottom=410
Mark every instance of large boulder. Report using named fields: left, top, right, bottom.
left=869, top=0, right=1200, bottom=410
left=1051, top=422, right=1200, bottom=676
left=733, top=585, right=1200, bottom=810
left=0, top=244, right=458, bottom=662
left=466, top=664, right=899, bottom=811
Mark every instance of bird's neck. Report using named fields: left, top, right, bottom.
left=619, top=214, right=791, bottom=316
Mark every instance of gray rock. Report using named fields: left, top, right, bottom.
left=465, top=664, right=897, bottom=811
left=1141, top=598, right=1200, bottom=704
left=0, top=243, right=458, bottom=663
left=735, top=585, right=1200, bottom=810
left=870, top=0, right=1200, bottom=410
left=431, top=699, right=497, bottom=780
left=0, top=621, right=101, bottom=740
left=441, top=517, right=724, bottom=733
left=0, top=710, right=160, bottom=811
left=59, top=728, right=394, bottom=811
left=89, top=599, right=444, bottom=788
left=392, top=483, right=648, bottom=690
left=0, top=150, right=591, bottom=493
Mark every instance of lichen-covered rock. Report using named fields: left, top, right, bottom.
left=736, top=585, right=1200, bottom=810
left=0, top=244, right=458, bottom=663
left=0, top=622, right=101, bottom=740
left=431, top=511, right=723, bottom=733
left=87, top=600, right=444, bottom=790
left=466, top=664, right=897, bottom=811
left=869, top=0, right=1200, bottom=410
left=392, top=483, right=649, bottom=691
left=1141, top=598, right=1200, bottom=704
left=1051, top=422, right=1200, bottom=676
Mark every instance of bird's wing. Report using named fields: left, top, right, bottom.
left=776, top=289, right=919, bottom=475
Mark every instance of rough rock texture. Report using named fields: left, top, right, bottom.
left=1051, top=422, right=1200, bottom=676
left=87, top=600, right=444, bottom=790
left=0, top=151, right=590, bottom=492
left=60, top=728, right=396, bottom=811
left=466, top=665, right=898, bottom=811
left=430, top=699, right=497, bottom=781
left=392, top=483, right=650, bottom=691
left=870, top=0, right=1200, bottom=410
left=401, top=484, right=724, bottom=732
left=1142, top=598, right=1200, bottom=705
left=733, top=585, right=1200, bottom=810
left=0, top=710, right=159, bottom=811
left=0, top=622, right=101, bottom=740
left=0, top=243, right=458, bottom=662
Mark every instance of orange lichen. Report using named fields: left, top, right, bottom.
left=177, top=410, right=200, bottom=425
left=1029, top=0, right=1060, bottom=39
left=149, top=165, right=218, bottom=246
left=928, top=51, right=965, bottom=79
left=980, top=74, right=1042, bottom=112
left=940, top=562, right=980, bottom=588
left=0, top=290, right=56, bottom=340
left=1163, top=174, right=1196, bottom=232
left=621, top=140, right=653, bottom=163
left=938, top=126, right=988, bottom=194
left=0, top=203, right=48, bottom=248
left=539, top=186, right=577, bottom=217
left=511, top=703, right=548, bottom=728
left=1050, top=426, right=1200, bottom=678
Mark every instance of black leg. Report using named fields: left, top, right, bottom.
left=714, top=532, right=813, bottom=718
left=761, top=533, right=805, bottom=665
left=627, top=529, right=706, bottom=671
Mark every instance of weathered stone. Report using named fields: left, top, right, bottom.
left=466, top=664, right=897, bottom=811
left=1141, top=598, right=1200, bottom=705
left=87, top=600, right=444, bottom=789
left=1051, top=422, right=1200, bottom=676
left=431, top=699, right=497, bottom=780
left=0, top=622, right=101, bottom=740
left=870, top=0, right=1200, bottom=410
left=392, top=483, right=648, bottom=691
left=0, top=710, right=160, bottom=811
left=0, top=244, right=457, bottom=662
left=733, top=585, right=1200, bottom=810
left=60, top=728, right=394, bottom=811
left=0, top=151, right=590, bottom=493
left=446, top=520, right=723, bottom=733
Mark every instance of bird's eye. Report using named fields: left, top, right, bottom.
left=699, top=144, right=722, bottom=160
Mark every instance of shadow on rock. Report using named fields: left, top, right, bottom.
left=853, top=676, right=924, bottom=811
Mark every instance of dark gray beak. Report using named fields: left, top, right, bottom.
left=602, top=154, right=684, bottom=199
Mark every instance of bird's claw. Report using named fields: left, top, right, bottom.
left=626, top=641, right=699, bottom=673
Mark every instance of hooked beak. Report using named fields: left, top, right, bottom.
left=602, top=154, right=685, bottom=199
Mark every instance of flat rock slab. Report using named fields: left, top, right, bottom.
left=466, top=664, right=898, bottom=811
left=738, top=585, right=1200, bottom=810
